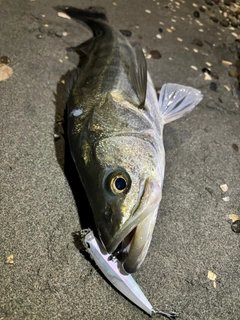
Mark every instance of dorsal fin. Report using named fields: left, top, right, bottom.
left=129, top=45, right=147, bottom=109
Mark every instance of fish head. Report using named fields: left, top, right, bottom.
left=80, top=134, right=164, bottom=273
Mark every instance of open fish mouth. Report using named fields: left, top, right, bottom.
left=103, top=180, right=161, bottom=273
left=114, top=209, right=158, bottom=273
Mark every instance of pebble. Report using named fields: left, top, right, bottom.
left=54, top=134, right=60, bottom=141
left=220, top=184, right=228, bottom=192
left=156, top=34, right=162, bottom=39
left=158, top=28, right=163, bottom=33
left=205, top=0, right=213, bottom=5
left=199, top=6, right=206, bottom=12
left=145, top=9, right=151, bottom=14
left=193, top=11, right=200, bottom=18
left=222, top=196, right=230, bottom=202
left=192, top=39, right=203, bottom=46
left=232, top=143, right=239, bottom=151
left=230, top=18, right=239, bottom=28
left=210, top=16, right=219, bottom=23
left=149, top=50, right=162, bottom=59
left=228, top=70, right=239, bottom=78
left=220, top=19, right=229, bottom=27
left=231, top=220, right=240, bottom=233
left=120, top=30, right=132, bottom=37
left=205, top=73, right=212, bottom=80
left=0, top=63, right=13, bottom=81
left=222, top=60, right=232, bottom=66
left=0, top=56, right=11, bottom=64
left=191, top=65, right=198, bottom=70
left=57, top=12, right=71, bottom=19
left=224, top=0, right=231, bottom=6
left=202, top=67, right=211, bottom=74
left=210, top=82, right=217, bottom=91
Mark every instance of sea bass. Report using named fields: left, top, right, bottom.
left=60, top=7, right=203, bottom=273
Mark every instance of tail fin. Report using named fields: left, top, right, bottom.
left=55, top=6, right=107, bottom=22
left=158, top=83, right=203, bottom=124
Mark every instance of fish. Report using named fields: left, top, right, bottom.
left=59, top=6, right=203, bottom=274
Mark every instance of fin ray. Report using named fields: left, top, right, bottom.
left=129, top=46, right=147, bottom=109
left=159, top=83, right=203, bottom=124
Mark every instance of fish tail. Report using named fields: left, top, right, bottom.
left=55, top=6, right=107, bottom=22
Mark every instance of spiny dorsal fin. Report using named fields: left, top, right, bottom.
left=129, top=45, right=147, bottom=109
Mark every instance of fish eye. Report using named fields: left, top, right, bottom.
left=107, top=171, right=130, bottom=195
left=112, top=176, right=127, bottom=192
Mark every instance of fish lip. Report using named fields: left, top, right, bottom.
left=104, top=179, right=161, bottom=258
left=103, top=178, right=147, bottom=254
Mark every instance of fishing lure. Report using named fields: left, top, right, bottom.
left=81, top=229, right=178, bottom=319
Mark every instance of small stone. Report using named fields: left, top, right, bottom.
left=36, top=34, right=43, bottom=39
left=145, top=9, right=151, bottom=14
left=202, top=67, right=211, bottom=74
left=62, top=31, right=68, bottom=37
left=228, top=70, right=239, bottom=78
left=231, top=220, right=240, bottom=233
left=210, top=16, right=219, bottom=23
left=57, top=12, right=71, bottom=19
left=156, top=34, right=162, bottom=39
left=0, top=64, right=13, bottom=81
left=149, top=50, right=162, bottom=59
left=208, top=270, right=217, bottom=281
left=205, top=0, right=213, bottom=5
left=219, top=4, right=227, bottom=11
left=158, top=28, right=163, bottom=33
left=222, top=196, right=230, bottom=201
left=120, top=30, right=132, bottom=37
left=204, top=73, right=212, bottom=80
left=232, top=143, right=239, bottom=151
left=0, top=56, right=11, bottom=64
left=222, top=60, right=233, bottom=66
left=229, top=214, right=240, bottom=222
left=224, top=0, right=231, bottom=6
left=220, top=184, right=228, bottom=192
left=193, top=11, right=200, bottom=18
left=210, top=82, right=217, bottom=91
left=191, top=65, right=198, bottom=70
left=220, top=19, right=229, bottom=27
left=192, top=39, right=203, bottom=46
left=55, top=32, right=62, bottom=38
left=6, top=254, right=14, bottom=264
left=230, top=19, right=239, bottom=28
left=224, top=85, right=231, bottom=91
left=199, top=6, right=206, bottom=12
left=54, top=134, right=60, bottom=141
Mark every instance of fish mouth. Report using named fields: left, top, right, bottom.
left=104, top=179, right=161, bottom=273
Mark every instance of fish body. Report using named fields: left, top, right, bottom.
left=61, top=7, right=202, bottom=273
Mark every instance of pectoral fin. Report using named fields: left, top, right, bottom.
left=129, top=46, right=147, bottom=109
left=159, top=83, right=203, bottom=124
